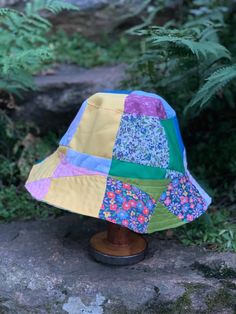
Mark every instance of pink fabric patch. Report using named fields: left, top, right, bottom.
left=25, top=178, right=51, bottom=200
left=125, top=94, right=167, bottom=118
left=53, top=158, right=105, bottom=178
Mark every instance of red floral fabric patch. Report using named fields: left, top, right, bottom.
left=99, top=177, right=156, bottom=233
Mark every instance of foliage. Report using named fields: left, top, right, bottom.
left=189, top=64, right=236, bottom=108
left=126, top=0, right=167, bottom=35
left=0, top=0, right=78, bottom=96
left=52, top=30, right=140, bottom=68
left=0, top=111, right=61, bottom=221
left=0, top=0, right=235, bottom=255
left=127, top=0, right=236, bottom=113
left=125, top=0, right=236, bottom=251
left=176, top=210, right=236, bottom=252
left=0, top=110, right=234, bottom=253
left=125, top=0, right=236, bottom=208
left=0, top=185, right=61, bottom=221
left=184, top=105, right=236, bottom=207
left=141, top=26, right=230, bottom=59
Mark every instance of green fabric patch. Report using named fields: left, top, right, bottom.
left=161, top=118, right=185, bottom=173
left=109, top=159, right=167, bottom=179
left=111, top=176, right=169, bottom=200
left=109, top=118, right=186, bottom=233
left=111, top=175, right=184, bottom=233
left=147, top=203, right=185, bottom=233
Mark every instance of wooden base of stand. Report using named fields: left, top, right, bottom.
left=89, top=222, right=148, bottom=265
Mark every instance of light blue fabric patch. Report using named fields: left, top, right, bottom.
left=35, top=159, right=43, bottom=164
left=101, top=90, right=132, bottom=94
left=132, top=90, right=176, bottom=119
left=59, top=100, right=88, bottom=146
left=183, top=150, right=212, bottom=208
left=66, top=149, right=111, bottom=174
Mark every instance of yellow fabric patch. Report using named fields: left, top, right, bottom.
left=87, top=92, right=127, bottom=112
left=44, top=175, right=107, bottom=218
left=26, top=146, right=67, bottom=183
left=69, top=93, right=127, bottom=159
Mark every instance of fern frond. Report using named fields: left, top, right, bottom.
left=0, top=8, right=23, bottom=17
left=145, top=27, right=230, bottom=60
left=187, top=64, right=236, bottom=109
left=126, top=0, right=163, bottom=35
left=28, top=14, right=51, bottom=28
left=156, top=37, right=228, bottom=59
left=0, top=80, right=26, bottom=97
left=0, top=74, right=35, bottom=90
left=0, top=0, right=77, bottom=95
left=25, top=0, right=79, bottom=15
left=1, top=47, right=53, bottom=75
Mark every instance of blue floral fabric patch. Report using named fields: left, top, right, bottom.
left=159, top=173, right=207, bottom=222
left=99, top=177, right=156, bottom=233
left=113, top=113, right=170, bottom=168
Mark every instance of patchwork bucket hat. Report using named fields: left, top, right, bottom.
left=25, top=90, right=211, bottom=234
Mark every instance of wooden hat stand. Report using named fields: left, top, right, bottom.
left=89, top=222, right=148, bottom=266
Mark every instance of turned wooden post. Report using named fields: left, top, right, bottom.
left=89, top=222, right=148, bottom=265
left=107, top=223, right=132, bottom=245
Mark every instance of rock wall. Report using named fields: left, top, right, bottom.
left=0, top=0, right=148, bottom=38
left=11, top=64, right=127, bottom=133
left=0, top=0, right=183, bottom=38
left=0, top=215, right=235, bottom=313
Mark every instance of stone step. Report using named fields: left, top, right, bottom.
left=0, top=214, right=235, bottom=313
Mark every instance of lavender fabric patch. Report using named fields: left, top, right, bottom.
left=125, top=94, right=167, bottom=118
left=25, top=178, right=51, bottom=200
left=132, top=90, right=175, bottom=118
left=53, top=155, right=106, bottom=178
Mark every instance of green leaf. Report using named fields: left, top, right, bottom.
left=25, top=0, right=79, bottom=15
left=0, top=0, right=77, bottom=95
left=187, top=64, right=236, bottom=109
